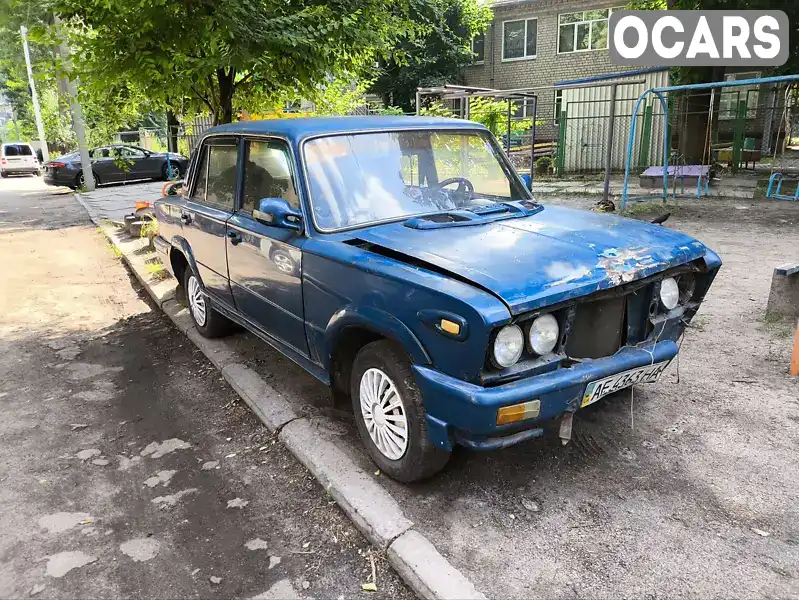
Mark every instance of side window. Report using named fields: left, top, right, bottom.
left=241, top=140, right=299, bottom=213
left=191, top=146, right=209, bottom=203
left=120, top=147, right=146, bottom=158
left=206, top=139, right=239, bottom=210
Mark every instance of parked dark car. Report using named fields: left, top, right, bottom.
left=43, top=144, right=188, bottom=189
left=154, top=116, right=721, bottom=482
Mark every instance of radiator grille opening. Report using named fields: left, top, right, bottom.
left=565, top=296, right=626, bottom=359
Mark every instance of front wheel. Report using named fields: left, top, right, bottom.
left=184, top=268, right=232, bottom=338
left=350, top=340, right=450, bottom=482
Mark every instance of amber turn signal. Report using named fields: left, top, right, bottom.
left=496, top=400, right=541, bottom=425
left=440, top=319, right=460, bottom=335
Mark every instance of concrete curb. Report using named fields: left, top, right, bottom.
left=74, top=192, right=486, bottom=600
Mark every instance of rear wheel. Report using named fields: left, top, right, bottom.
left=75, top=170, right=99, bottom=188
left=184, top=268, right=232, bottom=338
left=0, top=171, right=7, bottom=178
left=350, top=340, right=450, bottom=482
left=162, top=162, right=183, bottom=181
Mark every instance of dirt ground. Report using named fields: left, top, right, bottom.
left=0, top=176, right=412, bottom=599
left=39, top=173, right=799, bottom=598
left=192, top=192, right=799, bottom=599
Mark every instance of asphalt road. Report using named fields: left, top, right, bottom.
left=0, top=175, right=412, bottom=599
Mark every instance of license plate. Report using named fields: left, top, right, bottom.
left=581, top=361, right=670, bottom=408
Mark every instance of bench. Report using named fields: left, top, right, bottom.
left=767, top=262, right=799, bottom=319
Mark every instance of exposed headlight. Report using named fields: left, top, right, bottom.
left=492, top=325, right=524, bottom=368
left=660, top=277, right=679, bottom=310
left=528, top=313, right=559, bottom=355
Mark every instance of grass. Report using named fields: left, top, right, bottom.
left=761, top=311, right=797, bottom=339
left=619, top=201, right=680, bottom=218
left=144, top=256, right=170, bottom=282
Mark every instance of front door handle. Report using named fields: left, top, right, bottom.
left=180, top=212, right=192, bottom=225
left=227, top=230, right=242, bottom=245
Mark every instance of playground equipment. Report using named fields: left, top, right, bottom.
left=765, top=85, right=799, bottom=202
left=621, top=74, right=799, bottom=210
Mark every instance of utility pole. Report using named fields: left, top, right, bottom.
left=53, top=15, right=94, bottom=191
left=19, top=25, right=50, bottom=162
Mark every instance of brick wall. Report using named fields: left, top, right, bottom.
left=464, top=0, right=652, bottom=103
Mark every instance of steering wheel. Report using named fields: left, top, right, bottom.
left=436, top=177, right=474, bottom=196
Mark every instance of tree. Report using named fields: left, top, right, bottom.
left=370, top=0, right=491, bottom=112
left=0, top=0, right=157, bottom=150
left=54, top=0, right=421, bottom=125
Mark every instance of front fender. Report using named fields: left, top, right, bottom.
left=323, top=307, right=432, bottom=368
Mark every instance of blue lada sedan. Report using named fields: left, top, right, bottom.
left=153, top=116, right=720, bottom=482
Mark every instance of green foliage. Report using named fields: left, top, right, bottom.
left=370, top=0, right=492, bottom=112
left=375, top=106, right=406, bottom=116
left=420, top=101, right=454, bottom=118
left=534, top=156, right=553, bottom=175
left=54, top=0, right=422, bottom=125
left=625, top=0, right=799, bottom=77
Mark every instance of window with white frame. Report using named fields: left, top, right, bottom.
left=718, top=72, right=761, bottom=120
left=558, top=9, right=619, bottom=54
left=502, top=18, right=537, bottom=61
left=471, top=32, right=485, bottom=64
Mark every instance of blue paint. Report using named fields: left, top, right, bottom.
left=156, top=117, right=721, bottom=455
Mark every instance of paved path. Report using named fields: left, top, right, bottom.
left=77, top=181, right=164, bottom=222
left=0, top=175, right=411, bottom=599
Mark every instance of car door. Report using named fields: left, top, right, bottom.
left=92, top=147, right=126, bottom=183
left=180, top=136, right=238, bottom=306
left=118, top=146, right=160, bottom=181
left=226, top=137, right=309, bottom=356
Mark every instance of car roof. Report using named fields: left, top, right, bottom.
left=205, top=116, right=488, bottom=144
left=2, top=142, right=33, bottom=147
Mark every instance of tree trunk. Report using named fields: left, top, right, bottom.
left=216, top=68, right=236, bottom=124
left=166, top=109, right=179, bottom=153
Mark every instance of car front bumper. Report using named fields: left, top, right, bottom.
left=413, top=339, right=679, bottom=451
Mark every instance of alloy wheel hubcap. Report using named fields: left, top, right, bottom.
left=187, top=275, right=207, bottom=326
left=359, top=368, right=408, bottom=460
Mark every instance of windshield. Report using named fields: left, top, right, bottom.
left=303, top=130, right=527, bottom=231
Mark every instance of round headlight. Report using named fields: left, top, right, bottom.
left=528, top=313, right=559, bottom=355
left=492, top=325, right=524, bottom=368
left=660, top=277, right=680, bottom=310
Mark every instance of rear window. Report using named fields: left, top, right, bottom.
left=2, top=144, right=34, bottom=156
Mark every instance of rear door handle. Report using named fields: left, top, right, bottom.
left=227, top=230, right=242, bottom=245
left=180, top=212, right=191, bottom=224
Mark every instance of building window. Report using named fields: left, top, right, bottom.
left=558, top=9, right=618, bottom=54
left=719, top=72, right=761, bottom=120
left=502, top=18, right=537, bottom=61
left=471, top=32, right=485, bottom=64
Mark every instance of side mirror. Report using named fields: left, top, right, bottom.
left=520, top=173, right=532, bottom=190
left=253, top=197, right=303, bottom=231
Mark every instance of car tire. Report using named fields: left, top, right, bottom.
left=183, top=267, right=232, bottom=338
left=162, top=162, right=182, bottom=181
left=0, top=171, right=7, bottom=178
left=76, top=170, right=99, bottom=188
left=350, top=340, right=450, bottom=483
